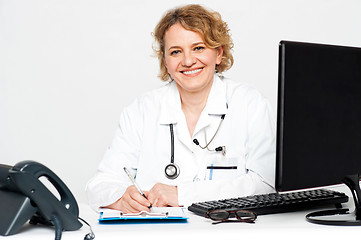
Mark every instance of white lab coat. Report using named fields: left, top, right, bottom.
left=86, top=74, right=276, bottom=210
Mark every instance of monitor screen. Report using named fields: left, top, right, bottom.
left=276, top=40, right=361, bottom=192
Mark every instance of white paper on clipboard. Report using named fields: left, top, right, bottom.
left=99, top=207, right=188, bottom=221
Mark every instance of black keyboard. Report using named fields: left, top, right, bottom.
left=188, top=189, right=348, bottom=217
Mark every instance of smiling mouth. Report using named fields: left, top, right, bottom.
left=181, top=68, right=203, bottom=75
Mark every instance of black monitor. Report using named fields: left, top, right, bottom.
left=276, top=40, right=361, bottom=225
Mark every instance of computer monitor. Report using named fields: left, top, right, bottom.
left=276, top=40, right=361, bottom=225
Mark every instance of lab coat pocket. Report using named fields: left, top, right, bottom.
left=206, top=156, right=244, bottom=181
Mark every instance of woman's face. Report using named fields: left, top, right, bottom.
left=163, top=23, right=223, bottom=95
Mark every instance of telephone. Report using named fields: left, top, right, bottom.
left=0, top=160, right=85, bottom=240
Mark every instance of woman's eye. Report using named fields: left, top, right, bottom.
left=194, top=46, right=205, bottom=51
left=170, top=50, right=181, bottom=55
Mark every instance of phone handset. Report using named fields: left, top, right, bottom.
left=9, top=160, right=82, bottom=239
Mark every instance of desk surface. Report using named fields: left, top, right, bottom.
left=4, top=185, right=360, bottom=240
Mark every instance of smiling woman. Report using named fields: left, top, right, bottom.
left=162, top=23, right=223, bottom=106
left=153, top=4, right=234, bottom=82
left=86, top=4, right=276, bottom=214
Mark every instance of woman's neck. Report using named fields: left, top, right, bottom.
left=177, top=85, right=212, bottom=137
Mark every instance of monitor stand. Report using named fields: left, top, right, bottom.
left=306, top=174, right=361, bottom=226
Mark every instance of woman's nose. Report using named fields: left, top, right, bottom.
left=182, top=51, right=196, bottom=67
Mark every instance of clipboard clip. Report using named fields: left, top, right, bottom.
left=120, top=211, right=169, bottom=218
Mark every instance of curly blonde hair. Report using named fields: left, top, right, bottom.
left=153, top=4, right=234, bottom=81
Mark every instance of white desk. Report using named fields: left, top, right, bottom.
left=4, top=185, right=360, bottom=240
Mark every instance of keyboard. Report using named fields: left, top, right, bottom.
left=188, top=189, right=349, bottom=217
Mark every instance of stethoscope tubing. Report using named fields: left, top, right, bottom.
left=170, top=123, right=175, bottom=164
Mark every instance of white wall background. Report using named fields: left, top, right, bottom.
left=1, top=0, right=361, bottom=203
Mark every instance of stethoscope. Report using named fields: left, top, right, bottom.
left=164, top=114, right=226, bottom=179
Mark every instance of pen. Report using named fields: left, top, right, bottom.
left=123, top=167, right=152, bottom=208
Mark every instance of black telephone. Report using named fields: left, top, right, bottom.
left=0, top=160, right=84, bottom=239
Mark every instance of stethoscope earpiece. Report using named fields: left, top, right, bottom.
left=193, top=139, right=200, bottom=145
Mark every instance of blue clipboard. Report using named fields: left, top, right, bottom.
left=98, top=207, right=188, bottom=224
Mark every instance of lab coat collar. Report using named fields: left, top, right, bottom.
left=205, top=74, right=228, bottom=116
left=158, top=74, right=228, bottom=126
left=158, top=81, right=181, bottom=125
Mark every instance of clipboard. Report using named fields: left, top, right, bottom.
left=98, top=207, right=188, bottom=223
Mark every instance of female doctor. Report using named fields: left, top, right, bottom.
left=86, top=4, right=276, bottom=213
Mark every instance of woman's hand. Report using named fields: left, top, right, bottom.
left=147, top=183, right=179, bottom=207
left=105, top=185, right=151, bottom=213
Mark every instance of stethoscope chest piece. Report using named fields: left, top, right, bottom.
left=164, top=163, right=180, bottom=179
